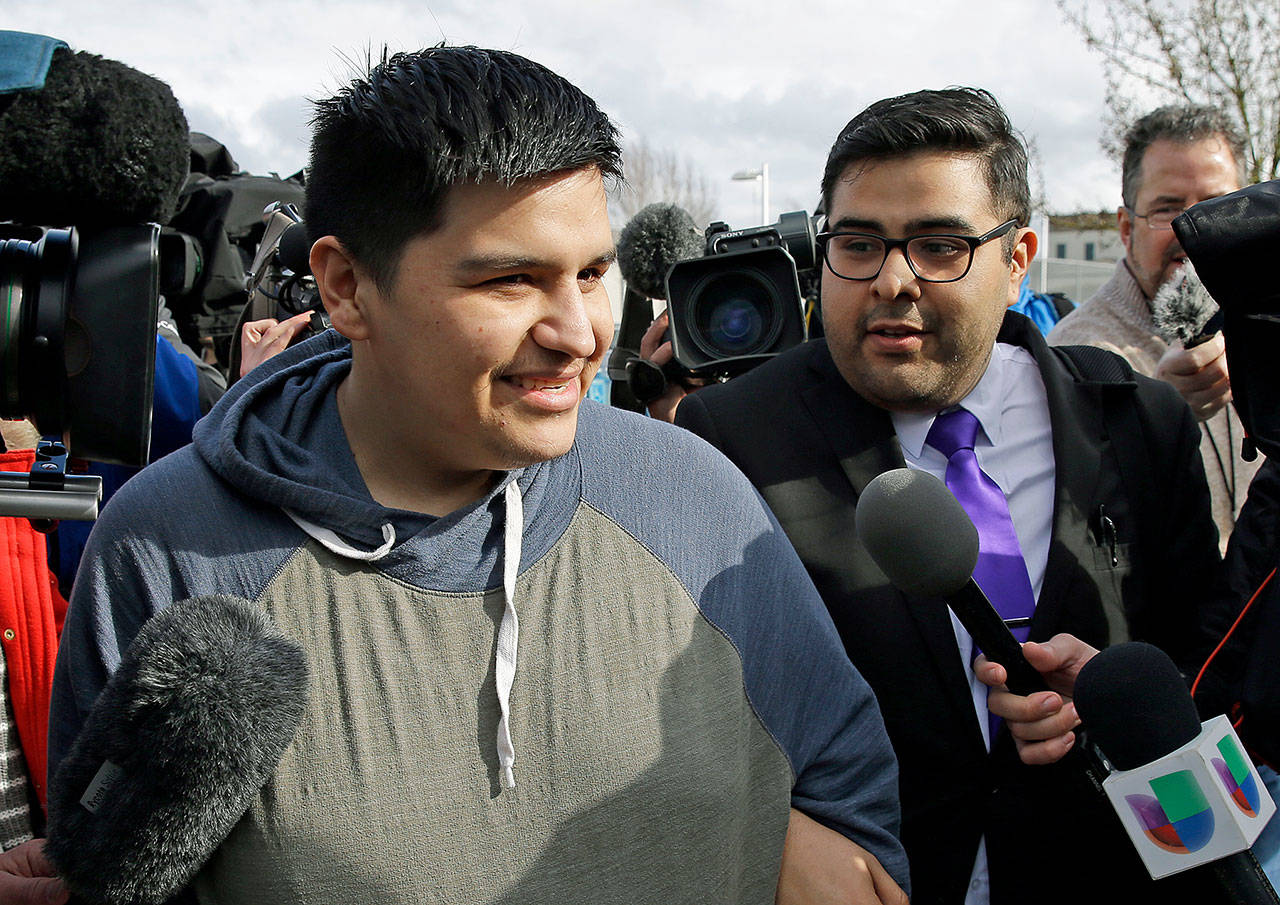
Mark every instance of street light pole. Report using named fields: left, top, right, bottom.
left=731, top=163, right=770, bottom=224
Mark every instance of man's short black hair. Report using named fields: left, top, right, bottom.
left=306, top=45, right=622, bottom=290
left=821, top=87, right=1031, bottom=246
left=1121, top=105, right=1246, bottom=208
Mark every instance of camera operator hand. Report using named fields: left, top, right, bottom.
left=1156, top=333, right=1232, bottom=422
left=639, top=310, right=703, bottom=423
left=776, top=808, right=908, bottom=905
left=239, top=312, right=315, bottom=379
left=974, top=633, right=1099, bottom=766
left=0, top=839, right=68, bottom=905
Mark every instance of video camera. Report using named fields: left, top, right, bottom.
left=225, top=203, right=327, bottom=383
left=0, top=224, right=174, bottom=518
left=613, top=203, right=817, bottom=409
left=665, top=211, right=815, bottom=375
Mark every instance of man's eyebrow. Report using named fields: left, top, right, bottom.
left=1145, top=193, right=1188, bottom=207
left=830, top=216, right=885, bottom=233
left=829, top=215, right=978, bottom=235
left=454, top=248, right=616, bottom=276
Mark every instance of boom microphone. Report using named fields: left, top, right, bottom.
left=0, top=35, right=190, bottom=228
left=616, top=202, right=703, bottom=300
left=854, top=467, right=1049, bottom=694
left=1075, top=643, right=1278, bottom=901
left=46, top=596, right=307, bottom=905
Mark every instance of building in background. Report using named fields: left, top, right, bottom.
left=1029, top=211, right=1123, bottom=303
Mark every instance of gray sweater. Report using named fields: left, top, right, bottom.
left=1049, top=259, right=1259, bottom=552
left=49, top=330, right=906, bottom=904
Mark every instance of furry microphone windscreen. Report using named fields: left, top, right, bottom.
left=616, top=202, right=704, bottom=300
left=1152, top=261, right=1220, bottom=347
left=0, top=46, right=190, bottom=227
left=46, top=596, right=307, bottom=905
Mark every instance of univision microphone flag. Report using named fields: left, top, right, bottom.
left=1103, top=714, right=1276, bottom=879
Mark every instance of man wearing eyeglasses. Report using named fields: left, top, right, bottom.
left=667, top=88, right=1222, bottom=905
left=1050, top=105, right=1258, bottom=551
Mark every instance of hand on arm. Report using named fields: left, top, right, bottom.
left=974, top=633, right=1099, bottom=766
left=0, top=839, right=69, bottom=905
left=775, top=808, right=909, bottom=905
left=1155, top=333, right=1232, bottom=422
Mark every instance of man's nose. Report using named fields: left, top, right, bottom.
left=872, top=247, right=920, bottom=300
left=533, top=282, right=599, bottom=358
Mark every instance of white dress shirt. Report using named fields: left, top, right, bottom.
left=889, top=341, right=1056, bottom=905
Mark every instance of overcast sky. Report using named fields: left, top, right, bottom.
left=9, top=0, right=1126, bottom=229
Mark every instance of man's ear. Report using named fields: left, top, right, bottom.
left=1117, top=205, right=1134, bottom=253
left=310, top=235, right=374, bottom=341
left=1005, top=226, right=1038, bottom=308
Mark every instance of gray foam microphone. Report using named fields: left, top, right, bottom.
left=854, top=466, right=979, bottom=596
left=855, top=468, right=1048, bottom=695
left=1153, top=261, right=1222, bottom=348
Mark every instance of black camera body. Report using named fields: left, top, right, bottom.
left=664, top=211, right=815, bottom=378
left=0, top=222, right=161, bottom=466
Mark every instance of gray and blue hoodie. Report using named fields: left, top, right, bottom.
left=49, top=331, right=906, bottom=903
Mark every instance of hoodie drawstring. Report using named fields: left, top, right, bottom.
left=285, top=510, right=396, bottom=561
left=495, top=479, right=523, bottom=790
left=285, top=480, right=524, bottom=791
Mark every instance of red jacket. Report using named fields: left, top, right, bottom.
left=0, top=449, right=69, bottom=812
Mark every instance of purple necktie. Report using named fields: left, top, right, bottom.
left=926, top=407, right=1036, bottom=740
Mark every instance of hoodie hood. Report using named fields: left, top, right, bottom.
left=195, top=332, right=394, bottom=552
left=192, top=330, right=579, bottom=592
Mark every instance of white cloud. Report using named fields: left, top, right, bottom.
left=6, top=0, right=1121, bottom=219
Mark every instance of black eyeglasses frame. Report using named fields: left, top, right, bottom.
left=816, top=217, right=1021, bottom=283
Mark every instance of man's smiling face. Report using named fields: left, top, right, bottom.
left=337, top=167, right=616, bottom=479
left=820, top=151, right=1034, bottom=413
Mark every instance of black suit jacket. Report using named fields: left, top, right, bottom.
left=677, top=313, right=1223, bottom=905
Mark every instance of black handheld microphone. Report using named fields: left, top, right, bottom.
left=854, top=467, right=1049, bottom=695
left=1075, top=642, right=1279, bottom=903
left=46, top=596, right=308, bottom=905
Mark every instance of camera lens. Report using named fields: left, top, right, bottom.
left=690, top=271, right=782, bottom=359
left=0, top=229, right=74, bottom=421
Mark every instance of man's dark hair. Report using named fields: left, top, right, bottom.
left=1121, top=105, right=1246, bottom=208
left=821, top=87, right=1030, bottom=258
left=306, top=45, right=622, bottom=290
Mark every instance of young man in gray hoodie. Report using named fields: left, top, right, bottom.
left=47, top=46, right=906, bottom=904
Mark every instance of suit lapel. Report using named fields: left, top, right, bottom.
left=798, top=351, right=903, bottom=496
left=798, top=347, right=979, bottom=724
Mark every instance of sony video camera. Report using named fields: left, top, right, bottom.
left=0, top=224, right=177, bottom=471
left=0, top=32, right=201, bottom=518
left=613, top=204, right=817, bottom=410
left=665, top=211, right=815, bottom=377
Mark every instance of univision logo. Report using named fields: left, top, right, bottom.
left=1213, top=734, right=1262, bottom=818
left=1125, top=769, right=1215, bottom=853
